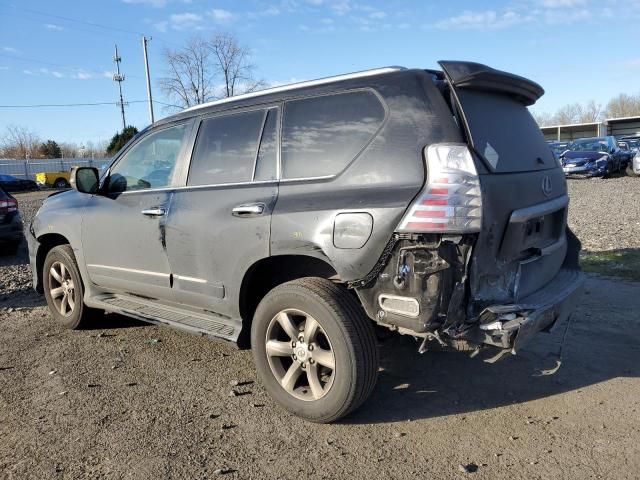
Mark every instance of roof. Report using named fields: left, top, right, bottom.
left=182, top=66, right=405, bottom=114
left=604, top=115, right=640, bottom=123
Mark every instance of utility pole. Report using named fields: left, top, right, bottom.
left=142, top=36, right=155, bottom=124
left=112, top=44, right=127, bottom=130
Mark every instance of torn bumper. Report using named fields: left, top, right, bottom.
left=463, top=268, right=584, bottom=353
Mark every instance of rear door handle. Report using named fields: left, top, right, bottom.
left=232, top=203, right=265, bottom=217
left=141, top=207, right=166, bottom=217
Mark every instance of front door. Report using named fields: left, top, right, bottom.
left=165, top=107, right=279, bottom=320
left=81, top=122, right=191, bottom=300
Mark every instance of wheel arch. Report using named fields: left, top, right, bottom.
left=237, top=254, right=340, bottom=348
left=35, top=233, right=71, bottom=293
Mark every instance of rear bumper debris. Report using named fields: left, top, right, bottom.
left=461, top=268, right=584, bottom=353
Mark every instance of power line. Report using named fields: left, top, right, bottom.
left=0, top=100, right=181, bottom=109
left=0, top=2, right=144, bottom=36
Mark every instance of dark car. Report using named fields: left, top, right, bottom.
left=546, top=140, right=570, bottom=159
left=0, top=186, right=23, bottom=255
left=28, top=61, right=584, bottom=422
left=0, top=174, right=39, bottom=192
left=560, top=136, right=625, bottom=177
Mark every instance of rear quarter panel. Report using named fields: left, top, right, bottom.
left=271, top=71, right=464, bottom=281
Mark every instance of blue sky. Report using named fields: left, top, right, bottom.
left=1, top=0, right=639, bottom=145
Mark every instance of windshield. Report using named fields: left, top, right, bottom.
left=568, top=138, right=609, bottom=153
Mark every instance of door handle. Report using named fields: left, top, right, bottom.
left=232, top=203, right=265, bottom=217
left=141, top=207, right=166, bottom=217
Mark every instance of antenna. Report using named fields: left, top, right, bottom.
left=112, top=44, right=127, bottom=129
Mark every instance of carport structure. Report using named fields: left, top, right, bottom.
left=540, top=116, right=640, bottom=141
left=540, top=122, right=602, bottom=141
left=605, top=116, right=640, bottom=138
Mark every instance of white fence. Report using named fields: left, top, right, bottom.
left=0, top=158, right=112, bottom=180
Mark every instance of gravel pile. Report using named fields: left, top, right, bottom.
left=1, top=176, right=638, bottom=300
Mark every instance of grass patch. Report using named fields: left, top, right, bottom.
left=580, top=249, right=640, bottom=282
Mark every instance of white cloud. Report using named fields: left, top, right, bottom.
left=122, top=0, right=192, bottom=7
left=208, top=9, right=234, bottom=22
left=45, top=23, right=64, bottom=31
left=154, top=20, right=168, bottom=32
left=72, top=72, right=92, bottom=80
left=369, top=11, right=386, bottom=19
left=2, top=46, right=19, bottom=53
left=169, top=12, right=203, bottom=29
left=51, top=71, right=64, bottom=78
left=541, top=0, right=587, bottom=7
left=623, top=58, right=640, bottom=69
left=0, top=66, right=9, bottom=71
left=434, top=10, right=529, bottom=30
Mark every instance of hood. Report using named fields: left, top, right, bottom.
left=562, top=151, right=607, bottom=161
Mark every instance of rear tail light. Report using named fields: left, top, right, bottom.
left=0, top=198, right=18, bottom=213
left=397, top=143, right=482, bottom=233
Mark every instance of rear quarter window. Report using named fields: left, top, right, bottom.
left=281, top=90, right=385, bottom=179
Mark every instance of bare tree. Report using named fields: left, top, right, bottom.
left=159, top=33, right=265, bottom=108
left=606, top=93, right=640, bottom=119
left=531, top=110, right=554, bottom=126
left=1, top=125, right=41, bottom=159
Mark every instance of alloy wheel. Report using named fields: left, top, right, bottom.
left=48, top=261, right=75, bottom=317
left=265, top=308, right=336, bottom=401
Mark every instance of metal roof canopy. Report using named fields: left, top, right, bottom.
left=605, top=116, right=640, bottom=138
left=540, top=122, right=601, bottom=141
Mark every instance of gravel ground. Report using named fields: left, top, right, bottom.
left=566, top=175, right=640, bottom=251
left=1, top=180, right=639, bottom=479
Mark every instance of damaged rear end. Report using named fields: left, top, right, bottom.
left=354, top=61, right=584, bottom=357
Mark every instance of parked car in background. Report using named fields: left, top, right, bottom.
left=617, top=141, right=635, bottom=166
left=560, top=136, right=624, bottom=177
left=35, top=171, right=71, bottom=189
left=28, top=61, right=584, bottom=422
left=0, top=186, right=23, bottom=255
left=0, top=174, right=39, bottom=192
left=546, top=140, right=570, bottom=159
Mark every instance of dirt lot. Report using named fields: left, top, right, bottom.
left=1, top=178, right=639, bottom=480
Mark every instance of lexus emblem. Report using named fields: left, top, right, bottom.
left=541, top=176, right=552, bottom=197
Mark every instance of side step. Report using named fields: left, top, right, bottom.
left=93, top=294, right=239, bottom=342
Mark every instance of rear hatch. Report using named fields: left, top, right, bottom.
left=439, top=61, right=569, bottom=308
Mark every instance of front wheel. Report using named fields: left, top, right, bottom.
left=251, top=278, right=378, bottom=423
left=43, top=245, right=102, bottom=329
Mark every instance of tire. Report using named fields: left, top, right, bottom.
left=54, top=178, right=69, bottom=189
left=627, top=163, right=639, bottom=177
left=251, top=277, right=378, bottom=423
left=43, top=245, right=101, bottom=329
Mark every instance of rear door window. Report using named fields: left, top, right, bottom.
left=456, top=90, right=555, bottom=173
left=281, top=90, right=385, bottom=179
left=188, top=110, right=267, bottom=186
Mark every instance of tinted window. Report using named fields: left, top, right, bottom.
left=189, top=110, right=265, bottom=186
left=254, top=109, right=278, bottom=181
left=281, top=91, right=385, bottom=179
left=456, top=90, right=555, bottom=172
left=108, top=123, right=187, bottom=193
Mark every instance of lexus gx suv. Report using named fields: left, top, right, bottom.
left=29, top=61, right=584, bottom=423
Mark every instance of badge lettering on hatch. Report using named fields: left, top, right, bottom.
left=541, top=175, right=552, bottom=197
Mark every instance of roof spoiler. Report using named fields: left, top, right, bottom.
left=438, top=61, right=544, bottom=106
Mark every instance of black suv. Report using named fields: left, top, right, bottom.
left=28, top=61, right=583, bottom=422
left=0, top=186, right=23, bottom=255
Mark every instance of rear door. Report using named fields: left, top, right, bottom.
left=164, top=106, right=279, bottom=320
left=439, top=61, right=569, bottom=304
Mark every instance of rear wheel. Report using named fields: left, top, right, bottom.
left=251, top=277, right=378, bottom=423
left=43, top=245, right=102, bottom=329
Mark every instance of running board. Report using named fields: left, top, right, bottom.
left=92, top=294, right=239, bottom=342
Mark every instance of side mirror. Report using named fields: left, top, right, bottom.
left=70, top=166, right=99, bottom=194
